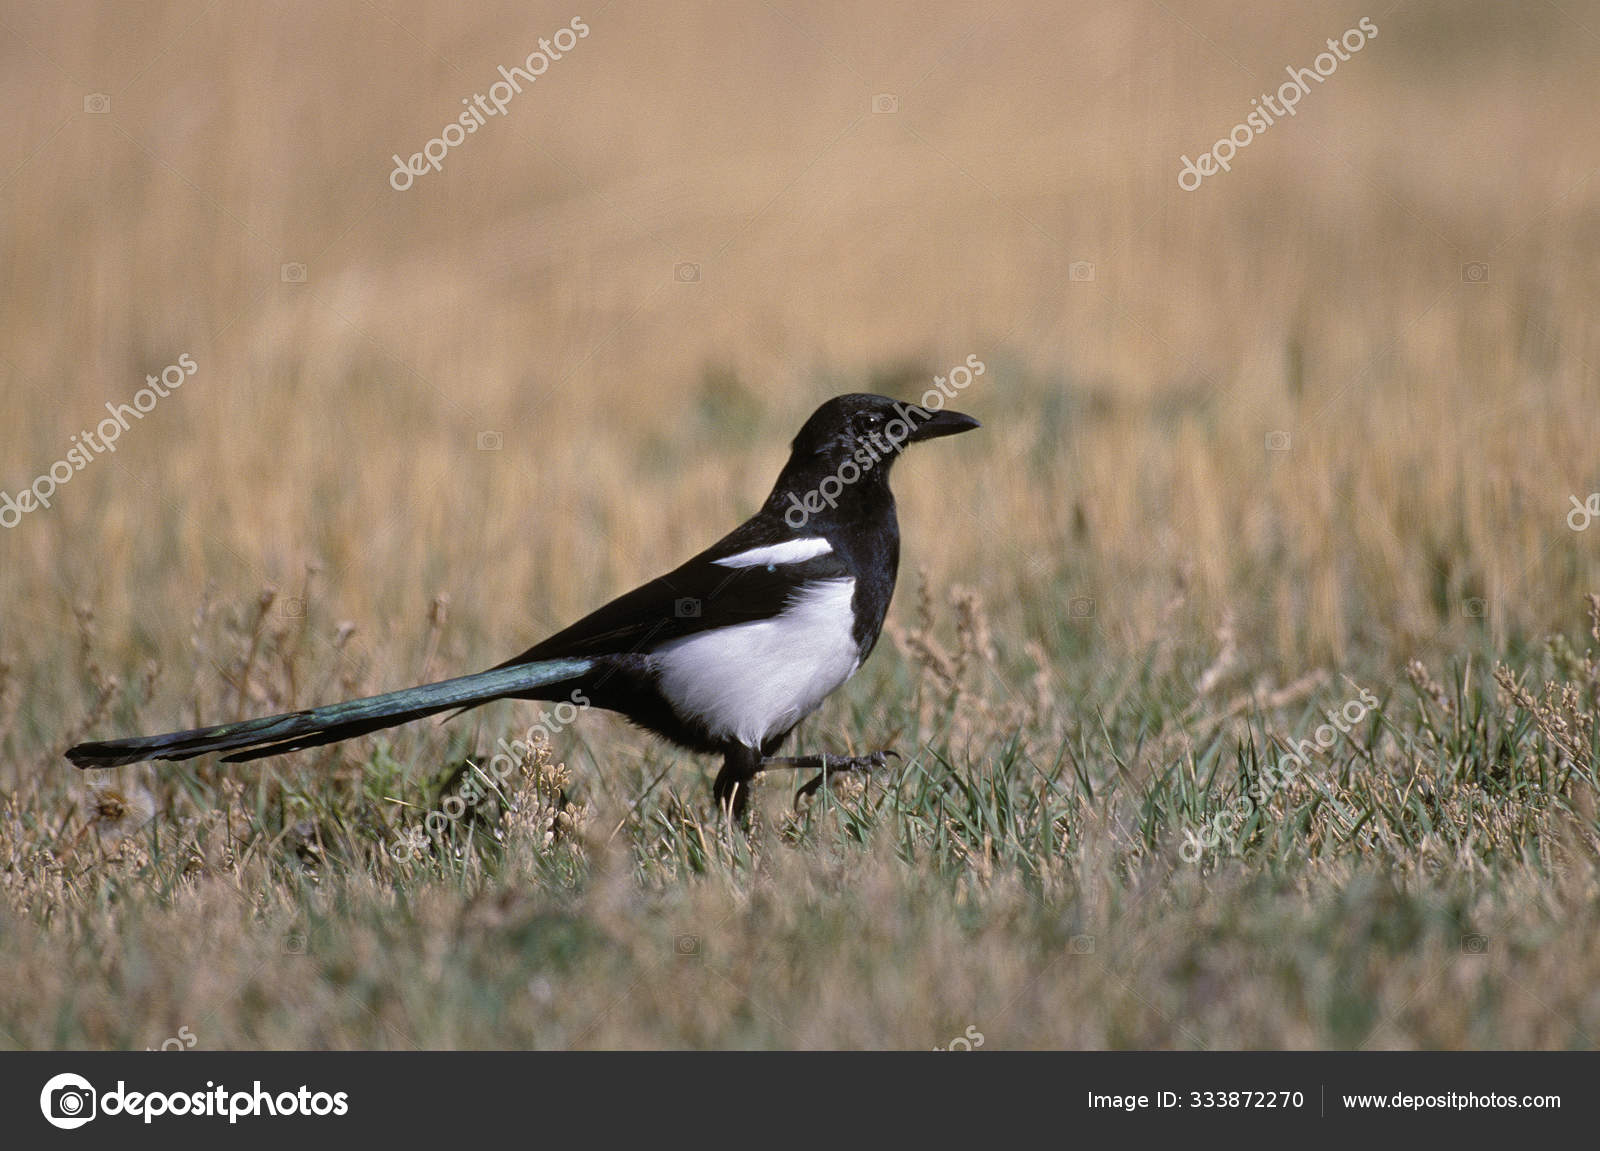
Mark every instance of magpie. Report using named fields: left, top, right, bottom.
left=66, top=393, right=980, bottom=816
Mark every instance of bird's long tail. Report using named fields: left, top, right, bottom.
left=64, top=657, right=594, bottom=768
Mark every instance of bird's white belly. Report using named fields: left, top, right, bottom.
left=653, top=578, right=861, bottom=748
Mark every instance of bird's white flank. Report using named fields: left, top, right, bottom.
left=653, top=577, right=859, bottom=747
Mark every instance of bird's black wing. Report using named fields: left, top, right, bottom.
left=496, top=526, right=851, bottom=665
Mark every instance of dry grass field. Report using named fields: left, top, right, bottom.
left=2, top=0, right=1599, bottom=1049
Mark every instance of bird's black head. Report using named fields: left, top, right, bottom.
left=789, top=392, right=980, bottom=463
left=767, top=392, right=979, bottom=524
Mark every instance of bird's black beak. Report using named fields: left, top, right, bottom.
left=904, top=408, right=980, bottom=443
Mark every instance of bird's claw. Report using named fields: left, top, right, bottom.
left=795, top=749, right=900, bottom=804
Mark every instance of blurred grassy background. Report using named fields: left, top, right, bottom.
left=2, top=0, right=1599, bottom=1049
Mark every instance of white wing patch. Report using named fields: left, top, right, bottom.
left=653, top=577, right=860, bottom=748
left=713, top=537, right=833, bottom=568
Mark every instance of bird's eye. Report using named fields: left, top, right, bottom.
left=859, top=413, right=884, bottom=432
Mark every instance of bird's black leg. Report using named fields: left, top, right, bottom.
left=759, top=749, right=900, bottom=803
left=712, top=744, right=763, bottom=820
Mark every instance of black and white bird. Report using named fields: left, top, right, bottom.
left=67, top=393, right=980, bottom=815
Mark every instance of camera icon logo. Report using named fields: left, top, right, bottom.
left=280, top=262, right=308, bottom=283
left=1068, top=934, right=1096, bottom=955
left=477, top=430, right=504, bottom=451
left=1461, top=261, right=1489, bottom=284
left=674, top=598, right=701, bottom=619
left=872, top=93, right=899, bottom=114
left=83, top=93, right=111, bottom=114
left=674, top=262, right=701, bottom=283
left=1069, top=596, right=1095, bottom=619
left=40, top=1073, right=97, bottom=1129
left=1462, top=597, right=1487, bottom=619
left=1068, top=260, right=1096, bottom=282
left=282, top=930, right=309, bottom=956
left=674, top=933, right=702, bottom=958
left=1460, top=932, right=1489, bottom=954
left=1265, top=430, right=1292, bottom=452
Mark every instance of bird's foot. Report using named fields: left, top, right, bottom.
left=758, top=750, right=900, bottom=805
left=712, top=767, right=754, bottom=822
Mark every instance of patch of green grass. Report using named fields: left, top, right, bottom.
left=2, top=591, right=1597, bottom=1049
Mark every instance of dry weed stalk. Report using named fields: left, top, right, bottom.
left=886, top=569, right=1055, bottom=748
left=502, top=738, right=590, bottom=856
left=1492, top=595, right=1600, bottom=785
